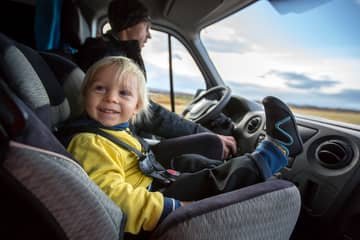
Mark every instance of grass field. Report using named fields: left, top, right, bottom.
left=290, top=107, right=360, bottom=125
left=150, top=91, right=360, bottom=126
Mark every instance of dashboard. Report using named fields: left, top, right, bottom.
left=224, top=95, right=360, bottom=223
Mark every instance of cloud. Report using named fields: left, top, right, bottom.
left=173, top=53, right=182, bottom=61
left=355, top=0, right=360, bottom=6
left=226, top=80, right=360, bottom=110
left=332, top=89, right=360, bottom=102
left=145, top=31, right=168, bottom=53
left=203, top=38, right=255, bottom=54
left=145, top=62, right=205, bottom=93
left=146, top=62, right=360, bottom=110
left=202, top=26, right=257, bottom=54
left=262, top=70, right=339, bottom=90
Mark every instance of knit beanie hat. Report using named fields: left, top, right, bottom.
left=108, top=0, right=150, bottom=32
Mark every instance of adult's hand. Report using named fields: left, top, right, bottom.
left=217, top=134, right=237, bottom=159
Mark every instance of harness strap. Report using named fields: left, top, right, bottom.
left=59, top=126, right=178, bottom=185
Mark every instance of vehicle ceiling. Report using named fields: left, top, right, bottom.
left=90, top=0, right=257, bottom=32
left=14, top=0, right=257, bottom=33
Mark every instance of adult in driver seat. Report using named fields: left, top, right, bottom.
left=75, top=0, right=237, bottom=162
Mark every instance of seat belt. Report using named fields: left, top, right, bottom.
left=59, top=126, right=179, bottom=185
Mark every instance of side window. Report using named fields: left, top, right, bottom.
left=142, top=30, right=206, bottom=114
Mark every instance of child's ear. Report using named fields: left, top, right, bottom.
left=133, top=103, right=141, bottom=115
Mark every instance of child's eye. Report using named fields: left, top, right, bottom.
left=94, top=85, right=106, bottom=93
left=119, top=90, right=132, bottom=96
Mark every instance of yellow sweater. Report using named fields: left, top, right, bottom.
left=67, top=129, right=164, bottom=234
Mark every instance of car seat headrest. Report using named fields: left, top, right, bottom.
left=61, top=0, right=91, bottom=49
left=0, top=32, right=78, bottom=130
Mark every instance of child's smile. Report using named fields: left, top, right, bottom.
left=98, top=107, right=120, bottom=114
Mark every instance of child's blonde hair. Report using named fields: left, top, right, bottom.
left=81, top=56, right=150, bottom=122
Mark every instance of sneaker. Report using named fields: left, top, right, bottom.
left=262, top=96, right=303, bottom=158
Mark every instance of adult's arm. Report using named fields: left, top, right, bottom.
left=135, top=101, right=238, bottom=158
left=134, top=100, right=209, bottom=138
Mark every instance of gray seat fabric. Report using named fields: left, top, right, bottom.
left=4, top=142, right=125, bottom=240
left=151, top=180, right=301, bottom=240
left=40, top=51, right=84, bottom=119
left=0, top=33, right=85, bottom=153
left=0, top=32, right=83, bottom=129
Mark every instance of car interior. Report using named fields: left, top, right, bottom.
left=0, top=62, right=300, bottom=240
left=1, top=0, right=360, bottom=239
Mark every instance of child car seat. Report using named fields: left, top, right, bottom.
left=0, top=80, right=301, bottom=239
left=0, top=80, right=126, bottom=240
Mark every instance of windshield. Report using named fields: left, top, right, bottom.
left=201, top=0, right=360, bottom=126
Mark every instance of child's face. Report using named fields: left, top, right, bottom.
left=84, top=65, right=140, bottom=127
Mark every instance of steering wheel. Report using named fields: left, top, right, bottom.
left=181, top=86, right=231, bottom=124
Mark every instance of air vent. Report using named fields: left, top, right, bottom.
left=246, top=116, right=261, bottom=134
left=315, top=140, right=353, bottom=169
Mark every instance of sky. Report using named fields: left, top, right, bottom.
left=144, top=0, right=360, bottom=111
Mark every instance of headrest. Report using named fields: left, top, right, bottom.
left=61, top=0, right=90, bottom=49
left=0, top=32, right=67, bottom=128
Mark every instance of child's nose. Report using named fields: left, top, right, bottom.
left=105, top=91, right=119, bottom=103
